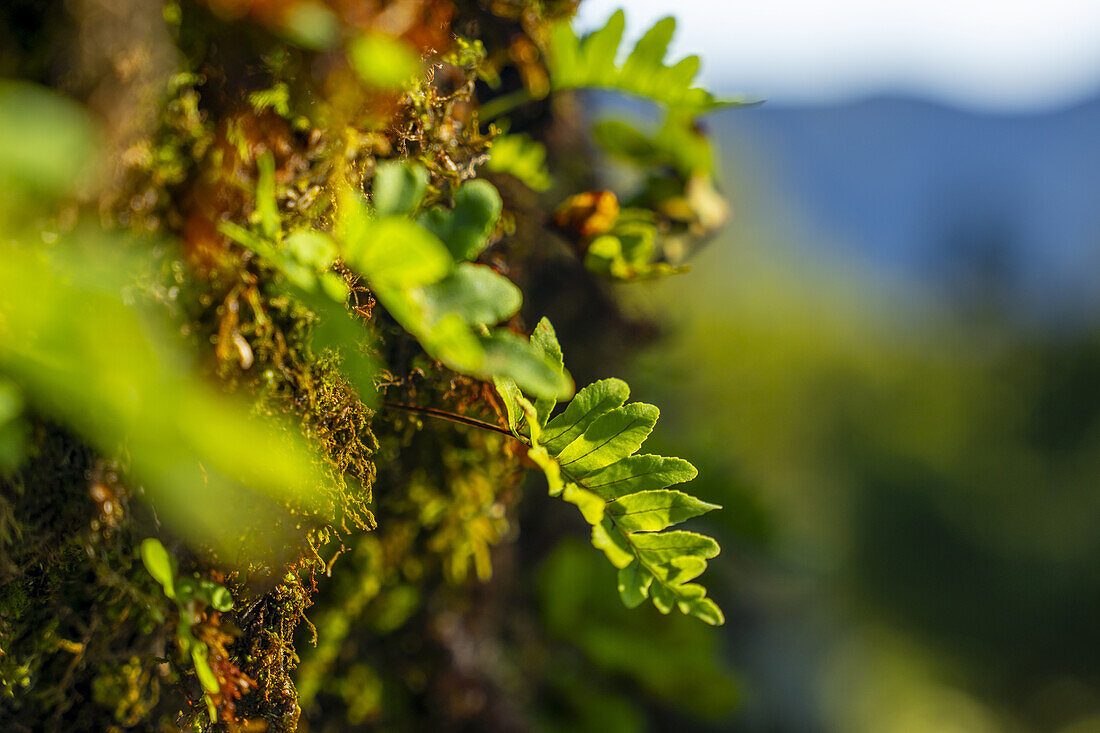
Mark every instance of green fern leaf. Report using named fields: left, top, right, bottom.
left=479, top=330, right=573, bottom=400
left=493, top=316, right=569, bottom=437
left=630, top=530, right=719, bottom=564
left=562, top=482, right=606, bottom=524
left=617, top=559, right=653, bottom=608
left=590, top=515, right=634, bottom=567
left=593, top=117, right=715, bottom=178
left=541, top=377, right=630, bottom=453
left=499, top=322, right=724, bottom=625
left=581, top=454, right=697, bottom=499
left=547, top=10, right=737, bottom=116
left=492, top=375, right=525, bottom=436
left=554, top=402, right=659, bottom=475
left=529, top=318, right=563, bottom=428
left=605, top=489, right=718, bottom=532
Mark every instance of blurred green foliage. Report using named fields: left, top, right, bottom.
left=546, top=10, right=734, bottom=116
left=486, top=133, right=553, bottom=191
left=625, top=166, right=1100, bottom=730
left=539, top=541, right=739, bottom=723
left=0, top=84, right=338, bottom=562
left=0, top=80, right=97, bottom=200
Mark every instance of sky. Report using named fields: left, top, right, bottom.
left=576, top=1, right=1100, bottom=111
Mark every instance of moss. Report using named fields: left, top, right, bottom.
left=293, top=359, right=527, bottom=729
left=228, top=573, right=313, bottom=731
left=91, top=657, right=161, bottom=728
left=1, top=1, right=658, bottom=730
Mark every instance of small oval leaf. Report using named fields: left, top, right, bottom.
left=140, top=538, right=176, bottom=600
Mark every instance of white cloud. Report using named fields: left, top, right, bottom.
left=575, top=0, right=1100, bottom=110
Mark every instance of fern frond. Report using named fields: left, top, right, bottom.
left=497, top=319, right=724, bottom=625
left=547, top=10, right=738, bottom=117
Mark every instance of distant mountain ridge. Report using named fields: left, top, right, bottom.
left=711, top=92, right=1100, bottom=321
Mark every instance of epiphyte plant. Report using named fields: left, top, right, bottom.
left=141, top=539, right=234, bottom=721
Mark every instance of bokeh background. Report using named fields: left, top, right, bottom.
left=576, top=1, right=1100, bottom=731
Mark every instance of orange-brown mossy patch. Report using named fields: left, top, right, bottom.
left=228, top=571, right=314, bottom=731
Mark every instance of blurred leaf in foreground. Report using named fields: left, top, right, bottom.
left=0, top=82, right=338, bottom=563
left=0, top=240, right=334, bottom=562
left=0, top=80, right=97, bottom=199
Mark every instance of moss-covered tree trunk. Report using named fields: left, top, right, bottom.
left=0, top=1, right=735, bottom=730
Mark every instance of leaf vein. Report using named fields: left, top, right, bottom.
left=586, top=467, right=669, bottom=489
left=557, top=417, right=647, bottom=467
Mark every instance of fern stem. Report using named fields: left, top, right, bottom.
left=381, top=401, right=516, bottom=438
